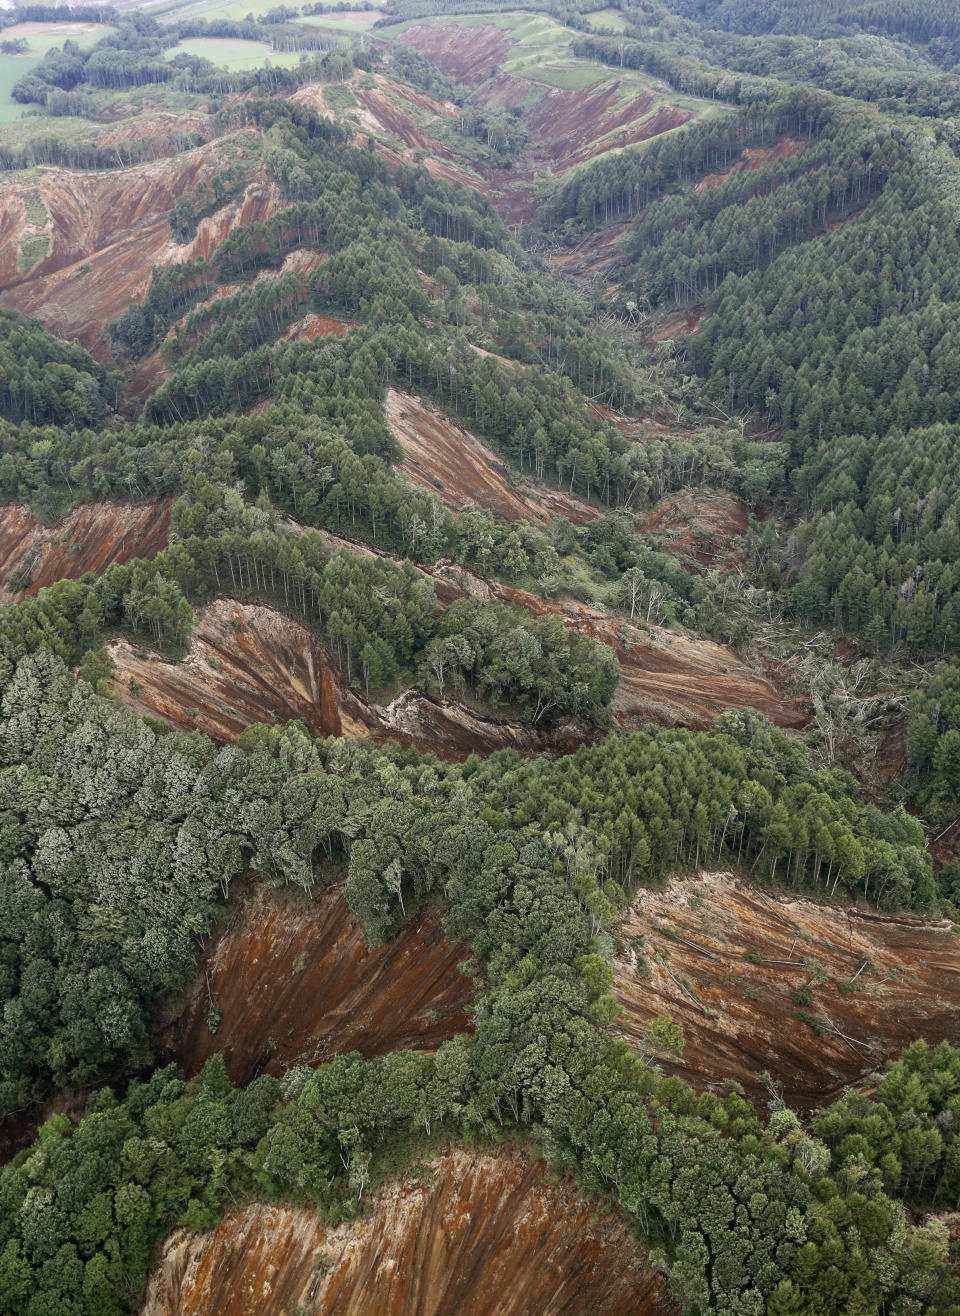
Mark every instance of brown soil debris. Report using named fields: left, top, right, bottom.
left=0, top=138, right=272, bottom=351
left=637, top=486, right=749, bottom=568
left=693, top=137, right=805, bottom=195
left=474, top=580, right=804, bottom=729
left=385, top=388, right=597, bottom=526
left=108, top=599, right=593, bottom=760
left=161, top=883, right=472, bottom=1083
left=615, top=871, right=960, bottom=1107
left=0, top=500, right=172, bottom=598
left=142, top=1146, right=675, bottom=1316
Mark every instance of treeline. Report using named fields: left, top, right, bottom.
left=906, top=659, right=960, bottom=819
left=665, top=0, right=960, bottom=53
left=0, top=130, right=205, bottom=173
left=628, top=121, right=886, bottom=304
left=0, top=312, right=120, bottom=427
left=544, top=86, right=834, bottom=227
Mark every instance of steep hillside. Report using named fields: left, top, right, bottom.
left=385, top=388, right=598, bottom=526
left=142, top=1147, right=675, bottom=1316
left=395, top=18, right=700, bottom=220
left=0, top=500, right=172, bottom=596
left=0, top=138, right=272, bottom=350
left=108, top=598, right=593, bottom=759
left=162, top=883, right=472, bottom=1084
left=615, top=872, right=960, bottom=1106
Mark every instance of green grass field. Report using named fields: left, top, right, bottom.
left=0, top=23, right=114, bottom=123
left=163, top=37, right=304, bottom=70
left=583, top=8, right=632, bottom=32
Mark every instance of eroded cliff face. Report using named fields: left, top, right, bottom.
left=615, top=871, right=960, bottom=1107
left=385, top=389, right=598, bottom=527
left=0, top=139, right=274, bottom=350
left=108, top=599, right=594, bottom=760
left=142, top=1147, right=675, bottom=1316
left=0, top=500, right=172, bottom=597
left=161, top=883, right=472, bottom=1084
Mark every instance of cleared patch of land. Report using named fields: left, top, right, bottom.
left=161, top=882, right=473, bottom=1083
left=143, top=1147, right=675, bottom=1316
left=615, top=871, right=960, bottom=1107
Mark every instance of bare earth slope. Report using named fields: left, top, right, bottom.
left=615, top=871, right=960, bottom=1107
left=162, top=884, right=472, bottom=1084
left=0, top=501, right=172, bottom=597
left=385, top=388, right=598, bottom=526
left=142, top=1147, right=675, bottom=1316
left=0, top=138, right=272, bottom=350
left=108, top=599, right=592, bottom=760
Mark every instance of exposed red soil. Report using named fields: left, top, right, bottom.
left=142, top=1146, right=675, bottom=1316
left=615, top=871, right=960, bottom=1108
left=108, top=599, right=593, bottom=760
left=399, top=25, right=694, bottom=222
left=398, top=24, right=514, bottom=85
left=160, top=883, right=472, bottom=1084
left=693, top=137, right=805, bottom=195
left=385, top=389, right=597, bottom=526
left=650, top=305, right=705, bottom=341
left=0, top=137, right=271, bottom=351
left=354, top=84, right=430, bottom=149
left=464, top=577, right=805, bottom=729
left=0, top=500, right=172, bottom=598
left=284, top=312, right=350, bottom=341
left=292, top=75, right=478, bottom=191
left=637, top=486, right=748, bottom=568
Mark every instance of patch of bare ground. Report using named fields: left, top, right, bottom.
left=637, top=487, right=749, bottom=568
left=292, top=74, right=477, bottom=190
left=649, top=305, right=705, bottom=341
left=142, top=1146, right=674, bottom=1316
left=283, top=311, right=349, bottom=341
left=0, top=137, right=273, bottom=351
left=398, top=27, right=695, bottom=222
left=159, top=883, right=472, bottom=1084
left=693, top=137, right=805, bottom=196
left=614, top=871, right=960, bottom=1107
left=0, top=500, right=172, bottom=598
left=466, top=579, right=805, bottom=729
left=385, top=389, right=597, bottom=526
left=108, top=599, right=593, bottom=760
left=550, top=221, right=633, bottom=279
left=397, top=24, right=515, bottom=84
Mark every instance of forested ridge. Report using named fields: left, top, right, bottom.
left=0, top=3, right=959, bottom=1312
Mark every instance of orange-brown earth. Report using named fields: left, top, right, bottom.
left=0, top=495, right=799, bottom=740
left=0, top=500, right=172, bottom=597
left=693, top=137, right=805, bottom=195
left=615, top=871, right=960, bottom=1107
left=466, top=576, right=804, bottom=729
left=385, top=389, right=598, bottom=526
left=108, top=598, right=593, bottom=759
left=637, top=486, right=749, bottom=568
left=292, top=74, right=478, bottom=190
left=399, top=25, right=695, bottom=221
left=161, top=883, right=472, bottom=1084
left=142, top=1146, right=675, bottom=1316
left=0, top=137, right=273, bottom=350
